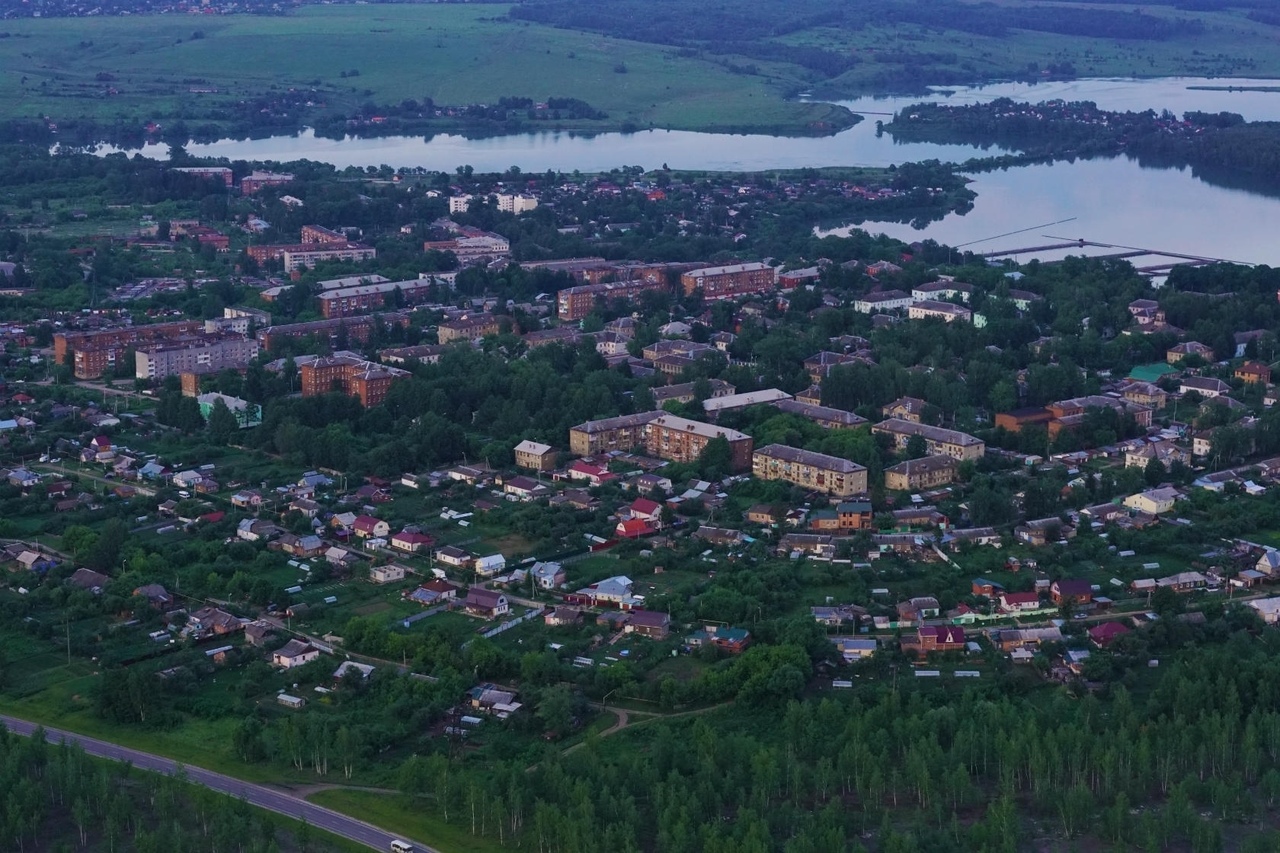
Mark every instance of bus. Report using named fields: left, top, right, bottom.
left=390, top=841, right=414, bottom=853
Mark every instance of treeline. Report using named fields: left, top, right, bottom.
left=0, top=726, right=343, bottom=851
left=887, top=98, right=1280, bottom=198
left=379, top=617, right=1280, bottom=852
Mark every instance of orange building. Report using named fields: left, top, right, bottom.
left=300, top=354, right=409, bottom=408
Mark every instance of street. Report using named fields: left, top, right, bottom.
left=0, top=714, right=435, bottom=853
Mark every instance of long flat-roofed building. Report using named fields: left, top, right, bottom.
left=135, top=335, right=259, bottom=380
left=702, top=389, right=792, bottom=417
left=256, top=313, right=410, bottom=350
left=645, top=414, right=753, bottom=471
left=317, top=278, right=443, bottom=318
left=873, top=418, right=985, bottom=460
left=556, top=278, right=670, bottom=322
left=569, top=411, right=663, bottom=456
left=57, top=321, right=205, bottom=379
left=753, top=444, right=868, bottom=497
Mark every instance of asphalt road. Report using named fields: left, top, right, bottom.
left=0, top=714, right=434, bottom=853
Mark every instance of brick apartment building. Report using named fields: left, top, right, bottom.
left=57, top=321, right=205, bottom=379
left=256, top=313, right=410, bottom=350
left=556, top=278, right=670, bottom=322
left=317, top=279, right=439, bottom=319
left=171, top=166, right=233, bottom=187
left=752, top=444, right=868, bottom=497
left=680, top=262, right=776, bottom=301
left=569, top=411, right=663, bottom=456
left=645, top=414, right=753, bottom=471
left=240, top=171, right=294, bottom=194
left=300, top=354, right=410, bottom=408
left=135, top=335, right=260, bottom=380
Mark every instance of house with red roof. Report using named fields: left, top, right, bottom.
left=1089, top=621, right=1130, bottom=648
left=998, top=591, right=1043, bottom=613
left=90, top=435, right=112, bottom=453
left=626, top=497, right=664, bottom=527
left=391, top=530, right=434, bottom=553
left=352, top=515, right=390, bottom=539
left=616, top=519, right=658, bottom=539
left=565, top=460, right=616, bottom=486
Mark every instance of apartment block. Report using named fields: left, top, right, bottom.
left=884, top=455, right=960, bottom=491
left=57, top=321, right=206, bottom=379
left=680, top=262, right=776, bottom=301
left=240, top=171, right=295, bottom=194
left=437, top=313, right=502, bottom=343
left=135, top=336, right=260, bottom=380
left=317, top=278, right=442, bottom=319
left=256, top=313, right=411, bottom=350
left=908, top=300, right=972, bottom=323
left=569, top=411, right=662, bottom=456
left=872, top=419, right=985, bottom=460
left=752, top=444, right=868, bottom=498
left=299, top=354, right=410, bottom=408
left=645, top=414, right=753, bottom=471
left=557, top=278, right=670, bottom=322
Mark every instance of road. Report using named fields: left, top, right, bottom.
left=0, top=714, right=434, bottom=853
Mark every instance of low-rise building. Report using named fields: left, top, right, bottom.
left=645, top=414, right=754, bottom=471
left=514, top=440, right=556, bottom=472
left=772, top=399, right=867, bottom=429
left=1123, top=486, right=1182, bottom=515
left=680, top=262, right=776, bottom=301
left=884, top=455, right=959, bottom=491
left=908, top=300, right=972, bottom=323
left=568, top=411, right=662, bottom=456
left=873, top=419, right=985, bottom=460
left=752, top=444, right=868, bottom=497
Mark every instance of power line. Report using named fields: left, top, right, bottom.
left=953, top=217, right=1078, bottom=249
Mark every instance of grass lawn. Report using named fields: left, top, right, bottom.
left=306, top=789, right=507, bottom=853
left=0, top=5, right=845, bottom=134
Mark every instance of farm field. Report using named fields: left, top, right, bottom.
left=0, top=5, right=848, bottom=135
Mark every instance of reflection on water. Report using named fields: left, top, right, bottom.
left=89, top=77, right=1280, bottom=266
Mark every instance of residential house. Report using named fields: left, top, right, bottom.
left=352, top=515, right=390, bottom=539
left=370, top=564, right=407, bottom=584
left=626, top=611, right=672, bottom=639
left=514, top=440, right=556, bottom=472
left=278, top=534, right=324, bottom=558
left=1180, top=376, right=1230, bottom=398
left=833, top=637, right=879, bottom=662
left=836, top=501, right=874, bottom=530
left=625, top=497, right=665, bottom=527
left=1118, top=380, right=1168, bottom=409
left=811, top=604, right=865, bottom=629
left=133, top=584, right=173, bottom=609
left=544, top=606, right=584, bottom=627
left=530, top=561, right=566, bottom=589
left=464, top=588, right=509, bottom=619
left=1015, top=518, right=1076, bottom=546
left=68, top=568, right=111, bottom=594
left=999, top=591, right=1043, bottom=613
left=566, top=575, right=638, bottom=609
left=435, top=546, right=473, bottom=569
left=272, top=639, right=321, bottom=668
left=406, top=579, right=459, bottom=605
left=1125, top=440, right=1190, bottom=470
left=1123, top=486, right=1182, bottom=515
left=1089, top=622, right=1131, bottom=648
left=971, top=578, right=1004, bottom=598
left=686, top=625, right=751, bottom=653
left=188, top=606, right=241, bottom=637
left=390, top=530, right=434, bottom=554
left=616, top=519, right=659, bottom=539
left=1236, top=361, right=1271, bottom=384
left=474, top=554, right=507, bottom=578
left=1248, top=596, right=1280, bottom=624
left=897, top=596, right=940, bottom=622
left=1167, top=341, right=1214, bottom=364
left=1050, top=579, right=1093, bottom=607
left=231, top=490, right=263, bottom=509
left=915, top=625, right=966, bottom=653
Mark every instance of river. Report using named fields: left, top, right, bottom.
left=97, top=77, right=1280, bottom=265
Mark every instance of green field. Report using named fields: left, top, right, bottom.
left=0, top=5, right=848, bottom=134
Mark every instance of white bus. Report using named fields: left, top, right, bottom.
left=390, top=841, right=414, bottom=853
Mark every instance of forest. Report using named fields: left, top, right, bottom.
left=0, top=726, right=345, bottom=852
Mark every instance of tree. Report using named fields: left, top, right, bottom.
left=1144, top=457, right=1167, bottom=487
left=697, top=436, right=734, bottom=481
left=206, top=398, right=238, bottom=445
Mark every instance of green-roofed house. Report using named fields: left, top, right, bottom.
left=687, top=625, right=751, bottom=654
left=197, top=392, right=263, bottom=428
left=1129, top=363, right=1177, bottom=384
